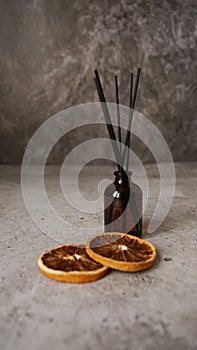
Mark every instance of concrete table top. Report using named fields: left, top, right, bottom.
left=0, top=162, right=196, bottom=350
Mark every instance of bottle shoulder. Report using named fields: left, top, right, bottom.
left=131, top=181, right=142, bottom=194
left=104, top=183, right=115, bottom=195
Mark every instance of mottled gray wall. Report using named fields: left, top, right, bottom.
left=0, top=0, right=196, bottom=164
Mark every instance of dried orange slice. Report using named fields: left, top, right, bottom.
left=86, top=232, right=156, bottom=272
left=37, top=243, right=109, bottom=283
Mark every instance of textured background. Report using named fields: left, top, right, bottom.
left=0, top=0, right=196, bottom=164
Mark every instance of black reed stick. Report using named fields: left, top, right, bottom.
left=115, top=75, right=122, bottom=156
left=126, top=71, right=141, bottom=236
left=122, top=68, right=141, bottom=166
left=126, top=73, right=133, bottom=171
left=94, top=77, right=120, bottom=168
left=126, top=137, right=130, bottom=172
left=94, top=70, right=122, bottom=167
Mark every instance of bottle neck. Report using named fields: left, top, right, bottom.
left=113, top=169, right=131, bottom=198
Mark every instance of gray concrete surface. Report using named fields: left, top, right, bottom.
left=0, top=162, right=197, bottom=350
left=0, top=0, right=197, bottom=164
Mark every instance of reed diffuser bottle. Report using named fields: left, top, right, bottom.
left=104, top=169, right=142, bottom=237
left=94, top=68, right=143, bottom=237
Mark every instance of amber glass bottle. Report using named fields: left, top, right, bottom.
left=104, top=169, right=142, bottom=237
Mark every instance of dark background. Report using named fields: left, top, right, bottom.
left=0, top=0, right=196, bottom=164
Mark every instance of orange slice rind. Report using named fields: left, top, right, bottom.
left=86, top=232, right=156, bottom=272
left=37, top=243, right=109, bottom=283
